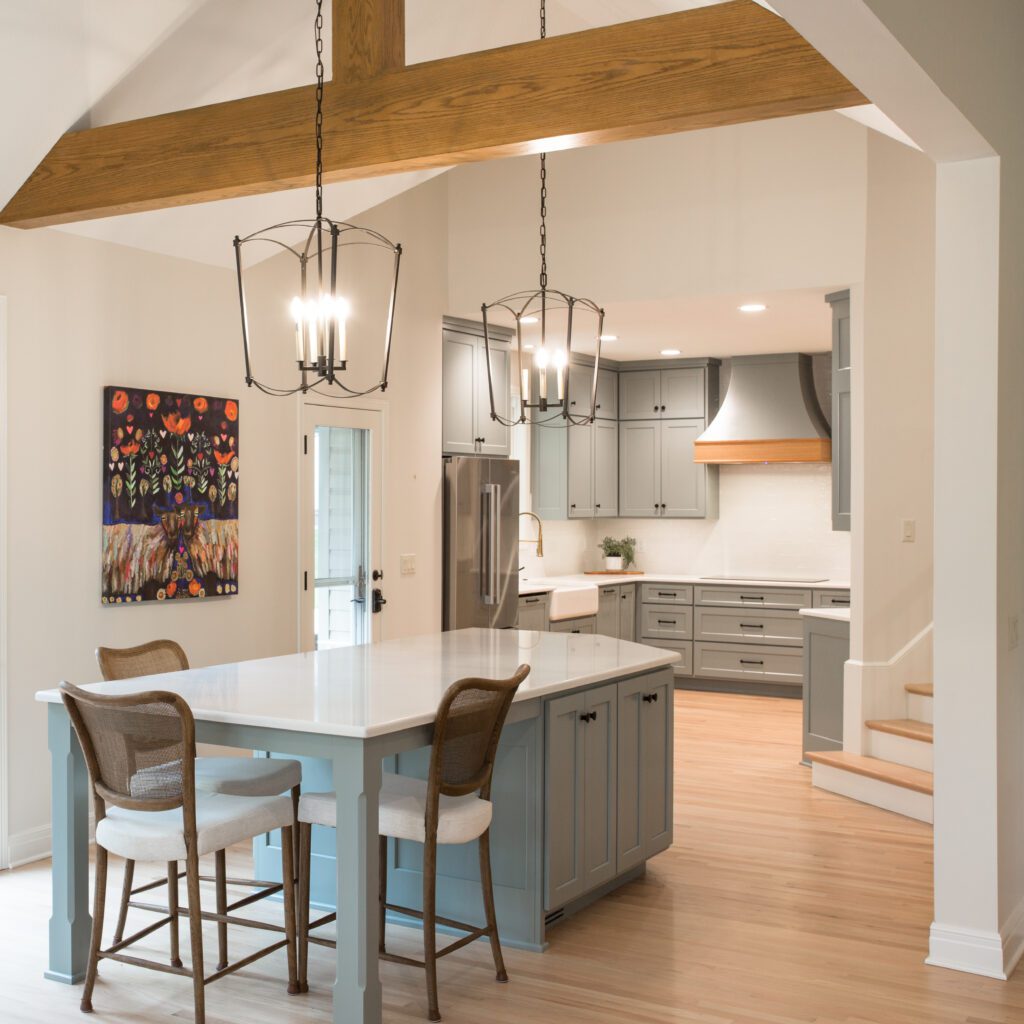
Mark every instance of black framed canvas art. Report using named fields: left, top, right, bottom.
left=102, top=386, right=239, bottom=603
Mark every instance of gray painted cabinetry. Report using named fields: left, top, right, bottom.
left=517, top=592, right=550, bottom=630
left=549, top=616, right=596, bottom=634
left=442, top=320, right=512, bottom=457
left=544, top=668, right=674, bottom=912
left=595, top=583, right=637, bottom=640
left=802, top=614, right=850, bottom=762
left=827, top=290, right=851, bottom=532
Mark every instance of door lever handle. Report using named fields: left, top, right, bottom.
left=372, top=588, right=387, bottom=613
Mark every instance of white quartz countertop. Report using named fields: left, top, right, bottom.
left=520, top=573, right=850, bottom=595
left=35, top=628, right=679, bottom=739
left=799, top=607, right=852, bottom=622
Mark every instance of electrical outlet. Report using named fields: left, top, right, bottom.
left=1010, top=615, right=1020, bottom=651
left=400, top=554, right=416, bottom=576
left=901, top=519, right=916, bottom=543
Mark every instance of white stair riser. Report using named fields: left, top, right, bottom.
left=812, top=763, right=933, bottom=824
left=867, top=728, right=933, bottom=771
left=907, top=693, right=933, bottom=724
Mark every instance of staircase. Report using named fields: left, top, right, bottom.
left=808, top=682, right=934, bottom=823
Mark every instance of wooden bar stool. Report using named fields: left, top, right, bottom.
left=59, top=682, right=298, bottom=1022
left=295, top=664, right=530, bottom=1022
left=97, top=640, right=302, bottom=971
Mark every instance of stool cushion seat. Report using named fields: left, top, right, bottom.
left=96, top=793, right=293, bottom=863
left=299, top=773, right=493, bottom=845
left=195, top=756, right=301, bottom=797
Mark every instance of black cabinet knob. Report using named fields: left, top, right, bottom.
left=661, top=404, right=666, bottom=411
left=660, top=503, right=666, bottom=510
left=579, top=711, right=598, bottom=723
left=642, top=692, right=661, bottom=704
left=653, top=405, right=658, bottom=412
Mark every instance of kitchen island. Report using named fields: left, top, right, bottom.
left=36, top=628, right=678, bottom=1024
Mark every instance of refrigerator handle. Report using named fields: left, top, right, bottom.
left=481, top=483, right=499, bottom=606
left=491, top=483, right=501, bottom=606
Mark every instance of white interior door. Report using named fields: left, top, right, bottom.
left=300, top=402, right=384, bottom=652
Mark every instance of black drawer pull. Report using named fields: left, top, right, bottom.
left=740, top=595, right=765, bottom=601
left=642, top=692, right=660, bottom=703
left=739, top=623, right=764, bottom=629
left=579, top=711, right=598, bottom=722
left=524, top=597, right=539, bottom=604
left=656, top=619, right=677, bottom=626
left=656, top=591, right=677, bottom=597
left=740, top=659, right=764, bottom=665
left=831, top=598, right=850, bottom=605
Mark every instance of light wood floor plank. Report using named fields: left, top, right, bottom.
left=1, top=692, right=1021, bottom=1023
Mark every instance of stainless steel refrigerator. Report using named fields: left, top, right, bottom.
left=443, top=456, right=520, bottom=629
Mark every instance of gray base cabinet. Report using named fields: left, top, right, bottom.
left=595, top=583, right=637, bottom=641
left=517, top=592, right=550, bottom=630
left=616, top=674, right=673, bottom=873
left=619, top=584, right=636, bottom=642
left=802, top=615, right=850, bottom=762
left=549, top=616, right=596, bottom=635
left=545, top=670, right=674, bottom=913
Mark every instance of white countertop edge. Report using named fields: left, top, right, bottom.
left=799, top=607, right=852, bottom=622
left=34, top=638, right=681, bottom=739
left=522, top=573, right=850, bottom=594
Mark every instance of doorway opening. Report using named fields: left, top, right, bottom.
left=300, top=402, right=384, bottom=651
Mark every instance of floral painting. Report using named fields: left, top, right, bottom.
left=102, top=386, right=239, bottom=604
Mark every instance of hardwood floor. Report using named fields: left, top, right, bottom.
left=3, top=691, right=1022, bottom=1023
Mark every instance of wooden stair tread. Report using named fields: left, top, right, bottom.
left=905, top=682, right=933, bottom=697
left=807, top=751, right=933, bottom=795
left=865, top=718, right=933, bottom=743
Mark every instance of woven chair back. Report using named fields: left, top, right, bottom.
left=96, top=639, right=189, bottom=682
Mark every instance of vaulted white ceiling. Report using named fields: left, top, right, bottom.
left=0, top=0, right=903, bottom=269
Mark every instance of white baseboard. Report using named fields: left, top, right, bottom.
left=927, top=897, right=1024, bottom=980
left=812, top=762, right=933, bottom=823
left=8, top=824, right=52, bottom=868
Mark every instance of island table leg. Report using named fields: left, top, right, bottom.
left=331, top=739, right=383, bottom=1024
left=46, top=703, right=93, bottom=983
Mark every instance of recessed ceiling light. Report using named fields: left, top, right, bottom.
left=523, top=343, right=535, bottom=350
left=599, top=334, right=617, bottom=342
left=520, top=316, right=539, bottom=324
left=738, top=303, right=767, bottom=313
left=661, top=348, right=681, bottom=356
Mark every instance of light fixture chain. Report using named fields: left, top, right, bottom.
left=314, top=0, right=325, bottom=221
left=538, top=0, right=547, bottom=292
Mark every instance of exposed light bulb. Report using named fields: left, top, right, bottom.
left=520, top=315, right=539, bottom=325
left=534, top=347, right=550, bottom=369
left=551, top=349, right=567, bottom=369
left=738, top=303, right=767, bottom=313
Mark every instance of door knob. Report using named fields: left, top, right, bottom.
left=372, top=588, right=387, bottom=613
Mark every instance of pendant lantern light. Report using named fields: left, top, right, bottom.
left=480, top=1, right=606, bottom=426
left=232, top=0, right=402, bottom=397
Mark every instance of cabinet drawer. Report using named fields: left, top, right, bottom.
left=517, top=593, right=550, bottom=631
left=550, top=617, right=596, bottom=635
left=814, top=589, right=851, bottom=608
left=640, top=583, right=693, bottom=605
left=693, top=585, right=812, bottom=611
left=638, top=638, right=692, bottom=677
left=694, top=607, right=803, bottom=648
left=640, top=604, right=692, bottom=641
left=693, top=642, right=803, bottom=685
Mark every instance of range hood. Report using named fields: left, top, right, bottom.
left=694, top=353, right=831, bottom=464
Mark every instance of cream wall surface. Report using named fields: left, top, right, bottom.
left=0, top=174, right=449, bottom=857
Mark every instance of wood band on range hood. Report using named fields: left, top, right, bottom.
left=693, top=438, right=832, bottom=464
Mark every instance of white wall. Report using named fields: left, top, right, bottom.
left=0, top=173, right=450, bottom=860
left=447, top=111, right=868, bottom=315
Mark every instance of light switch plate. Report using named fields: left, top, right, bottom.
left=901, top=519, right=916, bottom=543
left=400, top=554, right=416, bottom=576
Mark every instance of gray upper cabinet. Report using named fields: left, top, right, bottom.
left=596, top=368, right=618, bottom=420
left=660, top=419, right=705, bottom=517
left=661, top=368, right=705, bottom=418
left=441, top=331, right=477, bottom=455
left=442, top=322, right=511, bottom=458
left=618, top=420, right=660, bottom=517
left=567, top=422, right=594, bottom=518
left=593, top=420, right=619, bottom=517
left=827, top=290, right=851, bottom=532
left=619, top=370, right=661, bottom=420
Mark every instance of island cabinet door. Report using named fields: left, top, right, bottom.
left=545, top=691, right=587, bottom=910
left=617, top=673, right=674, bottom=872
left=582, top=684, right=619, bottom=893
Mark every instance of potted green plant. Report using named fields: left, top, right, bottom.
left=598, top=536, right=637, bottom=571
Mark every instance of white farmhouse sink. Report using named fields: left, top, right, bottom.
left=548, top=584, right=599, bottom=622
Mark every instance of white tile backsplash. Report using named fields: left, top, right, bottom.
left=523, top=464, right=850, bottom=580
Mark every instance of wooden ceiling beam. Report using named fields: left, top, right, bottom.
left=0, top=1, right=866, bottom=229
left=333, top=0, right=405, bottom=82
